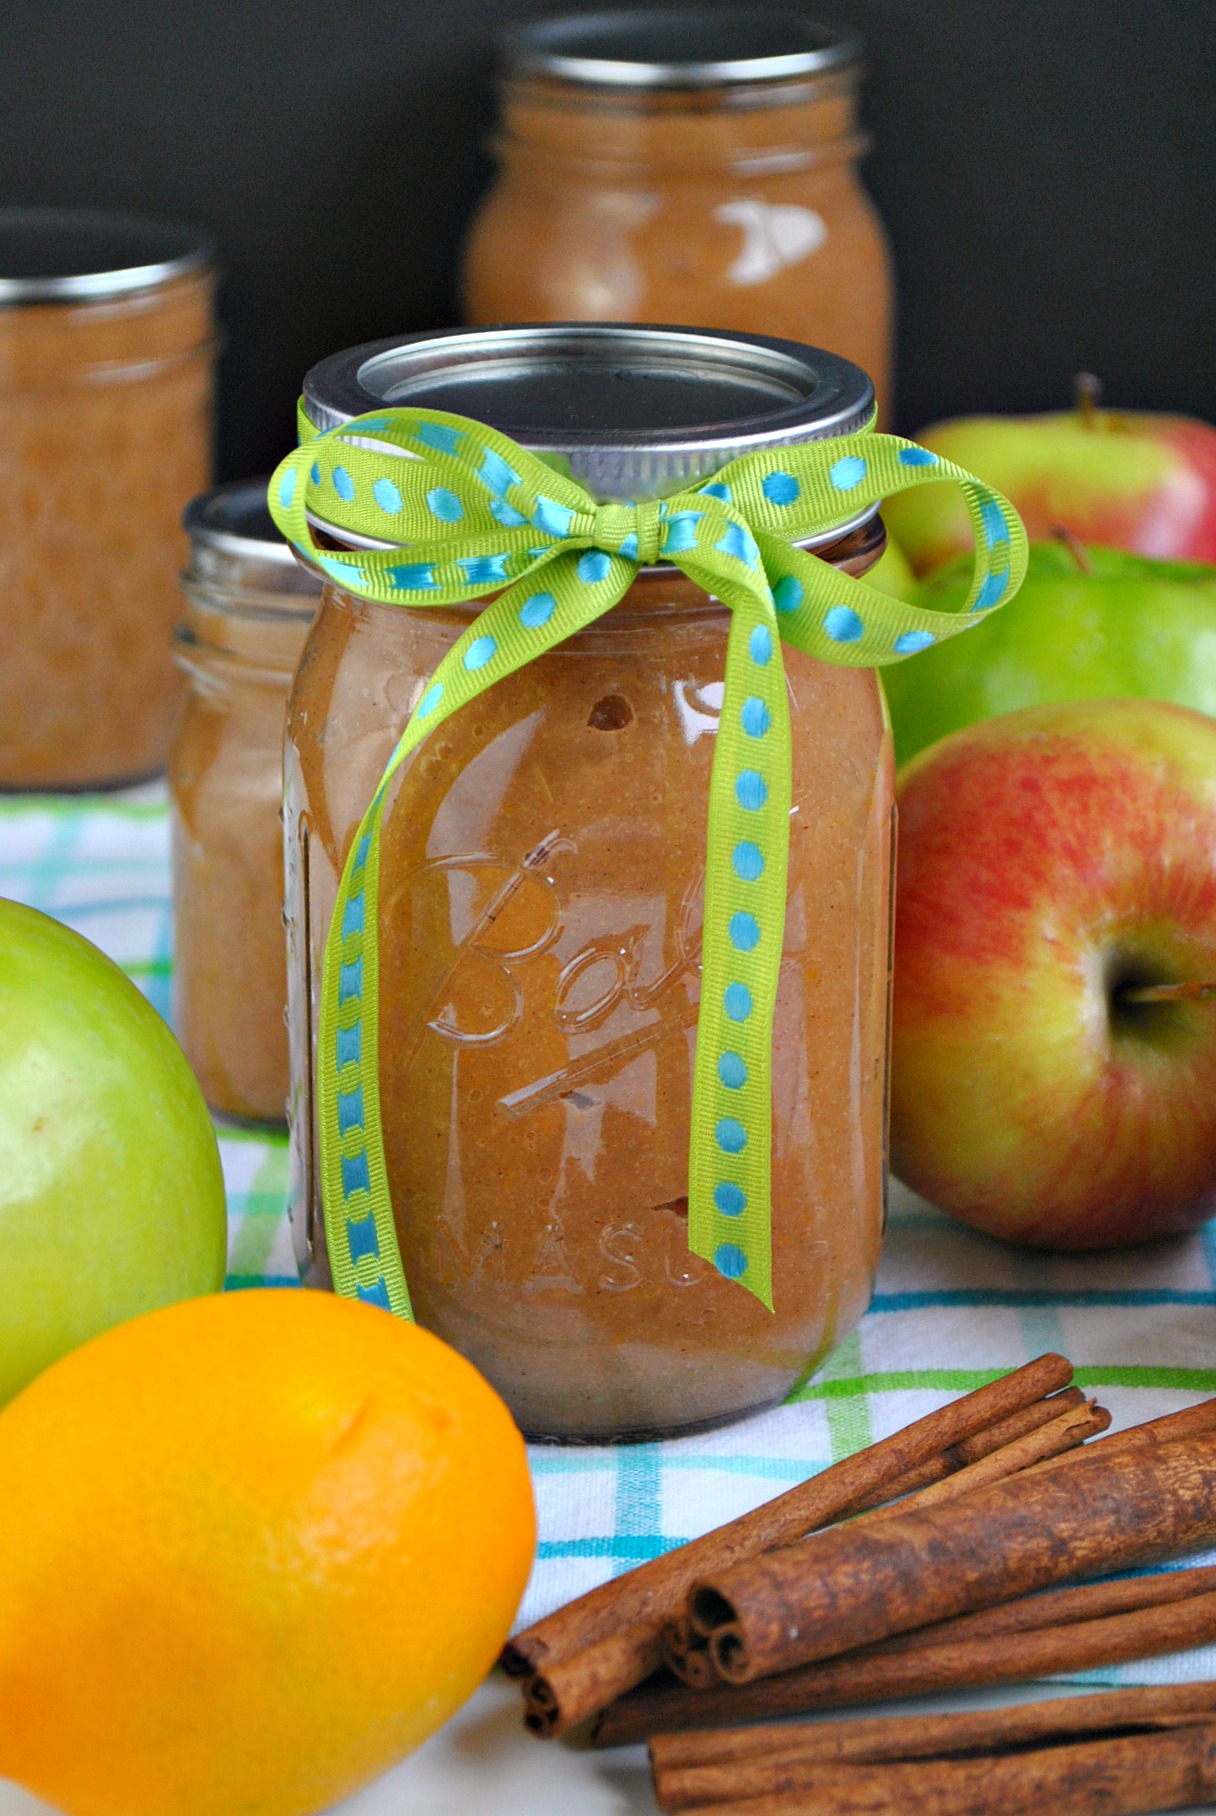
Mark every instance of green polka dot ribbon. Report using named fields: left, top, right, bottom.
left=268, top=406, right=1026, bottom=1316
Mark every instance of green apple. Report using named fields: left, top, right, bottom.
left=892, top=699, right=1216, bottom=1250
left=883, top=386, right=1216, bottom=574
left=881, top=540, right=1216, bottom=767
left=0, top=900, right=227, bottom=1402
left=867, top=533, right=917, bottom=603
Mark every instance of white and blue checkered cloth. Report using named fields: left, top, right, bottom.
left=4, top=783, right=1216, bottom=1684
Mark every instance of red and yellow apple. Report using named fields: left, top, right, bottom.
left=891, top=699, right=1216, bottom=1249
left=884, top=385, right=1216, bottom=575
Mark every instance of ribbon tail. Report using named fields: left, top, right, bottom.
left=314, top=549, right=635, bottom=1321
left=318, top=777, right=412, bottom=1316
left=678, top=552, right=791, bottom=1313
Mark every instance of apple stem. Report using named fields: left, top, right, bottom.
left=1117, top=980, right=1216, bottom=1005
left=1075, top=372, right=1103, bottom=427
left=1052, top=526, right=1094, bottom=575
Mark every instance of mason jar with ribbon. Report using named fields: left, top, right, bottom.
left=271, top=326, right=1025, bottom=1443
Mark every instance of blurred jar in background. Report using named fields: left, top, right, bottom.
left=462, top=8, right=894, bottom=420
left=171, top=481, right=319, bottom=1127
left=0, top=210, right=216, bottom=789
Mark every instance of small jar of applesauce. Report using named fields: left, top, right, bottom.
left=171, top=482, right=320, bottom=1127
left=462, top=10, right=894, bottom=421
left=284, top=325, right=893, bottom=1441
left=0, top=209, right=216, bottom=790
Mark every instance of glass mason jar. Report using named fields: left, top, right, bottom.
left=285, top=325, right=894, bottom=1442
left=171, top=481, right=320, bottom=1126
left=0, top=210, right=217, bottom=789
left=462, top=10, right=894, bottom=421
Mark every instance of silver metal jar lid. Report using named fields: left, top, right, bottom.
left=184, top=480, right=322, bottom=597
left=501, top=9, right=861, bottom=89
left=303, top=324, right=875, bottom=535
left=0, top=209, right=213, bottom=305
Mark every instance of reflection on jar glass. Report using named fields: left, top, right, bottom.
left=284, top=326, right=894, bottom=1443
left=171, top=481, right=319, bottom=1127
left=462, top=9, right=894, bottom=421
left=0, top=210, right=217, bottom=790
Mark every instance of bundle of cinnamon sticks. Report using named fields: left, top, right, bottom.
left=502, top=1353, right=1216, bottom=1748
left=647, top=1685, right=1216, bottom=1816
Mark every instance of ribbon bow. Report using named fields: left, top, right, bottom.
left=269, top=407, right=1026, bottom=1317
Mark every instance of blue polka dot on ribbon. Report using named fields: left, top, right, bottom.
left=715, top=1243, right=748, bottom=1279
left=825, top=605, right=864, bottom=643
left=741, top=698, right=771, bottom=738
left=464, top=635, right=496, bottom=670
left=729, top=910, right=761, bottom=950
left=762, top=471, right=801, bottom=506
left=716, top=1117, right=748, bottom=1154
left=578, top=551, right=612, bottom=584
left=733, top=842, right=765, bottom=882
left=830, top=455, right=867, bottom=490
left=520, top=591, right=556, bottom=628
left=427, top=486, right=464, bottom=523
left=491, top=497, right=528, bottom=527
left=724, top=982, right=753, bottom=1022
left=735, top=770, right=767, bottom=811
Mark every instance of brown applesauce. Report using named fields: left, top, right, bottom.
left=0, top=211, right=215, bottom=789
left=286, top=543, right=892, bottom=1440
left=462, top=13, right=894, bottom=420
left=170, top=483, right=320, bottom=1126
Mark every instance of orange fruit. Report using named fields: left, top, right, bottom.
left=0, top=1289, right=535, bottom=1816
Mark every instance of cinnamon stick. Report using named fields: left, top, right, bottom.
left=523, top=1628, right=656, bottom=1737
left=657, top=1723, right=1216, bottom=1813
left=1031, top=1395, right=1216, bottom=1478
left=666, top=1725, right=1216, bottom=1816
left=863, top=1562, right=1216, bottom=1655
left=510, top=1352, right=1072, bottom=1732
left=844, top=1385, right=1086, bottom=1510
left=693, top=1429, right=1216, bottom=1683
left=649, top=1682, right=1216, bottom=1776
left=663, top=1615, right=719, bottom=1689
left=593, top=1583, right=1216, bottom=1747
left=851, top=1396, right=1109, bottom=1520
left=666, top=1396, right=1108, bottom=1684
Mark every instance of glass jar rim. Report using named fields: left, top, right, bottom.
left=304, top=323, right=875, bottom=509
left=501, top=8, right=861, bottom=90
left=0, top=208, right=213, bottom=306
left=185, top=479, right=324, bottom=602
left=185, top=478, right=304, bottom=569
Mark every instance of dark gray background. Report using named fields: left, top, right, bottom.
left=5, top=0, right=1214, bottom=477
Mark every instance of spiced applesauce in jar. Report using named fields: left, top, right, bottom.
left=171, top=483, right=321, bottom=1126
left=0, top=210, right=216, bottom=789
left=462, top=10, right=894, bottom=420
left=285, top=325, right=893, bottom=1441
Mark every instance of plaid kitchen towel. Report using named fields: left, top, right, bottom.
left=3, top=783, right=1216, bottom=1687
